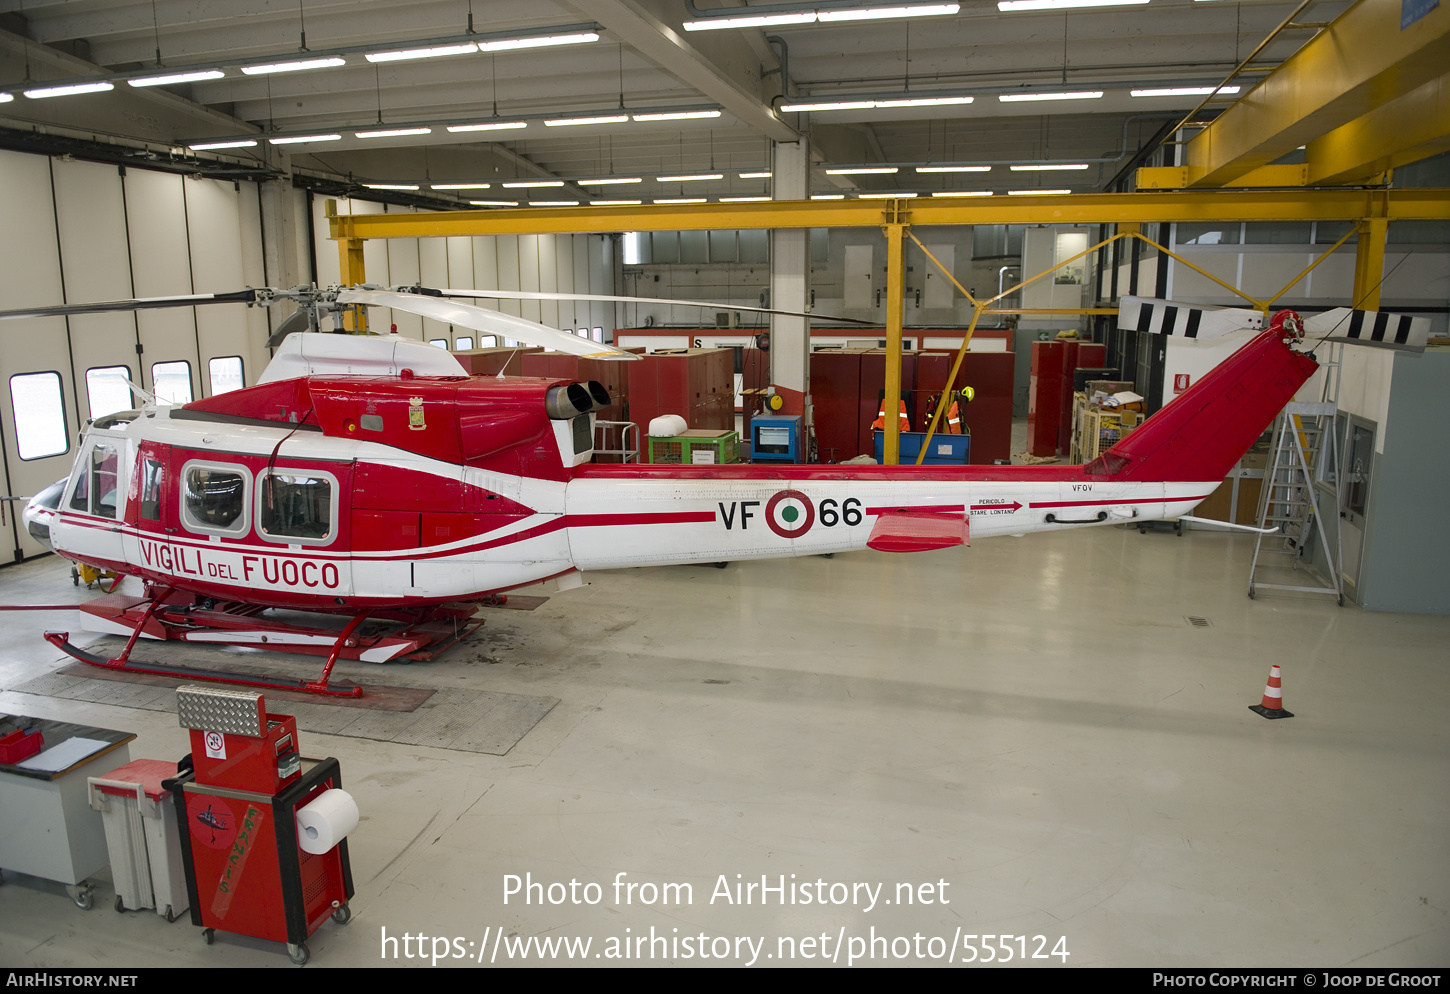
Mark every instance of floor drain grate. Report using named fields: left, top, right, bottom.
left=1186, top=616, right=1213, bottom=628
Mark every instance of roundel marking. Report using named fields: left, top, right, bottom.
left=765, top=490, right=815, bottom=539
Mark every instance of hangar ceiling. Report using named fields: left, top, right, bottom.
left=0, top=0, right=1356, bottom=202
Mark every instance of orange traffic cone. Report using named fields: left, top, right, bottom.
left=1248, top=664, right=1294, bottom=719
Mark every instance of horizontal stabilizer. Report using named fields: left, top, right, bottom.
left=1119, top=296, right=1263, bottom=340
left=867, top=511, right=968, bottom=553
left=1304, top=307, right=1431, bottom=351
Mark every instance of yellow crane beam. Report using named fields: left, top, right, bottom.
left=327, top=189, right=1450, bottom=242
left=1136, top=0, right=1450, bottom=189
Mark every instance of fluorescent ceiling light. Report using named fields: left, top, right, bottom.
left=811, top=194, right=846, bottom=200
left=858, top=191, right=917, bottom=198
left=632, top=110, right=721, bottom=122
left=998, top=91, right=1103, bottom=102
left=739, top=171, right=772, bottom=179
left=355, top=127, right=433, bottom=138
left=778, top=100, right=876, bottom=113
left=189, top=139, right=258, bottom=150
left=932, top=190, right=993, bottom=197
left=0, top=93, right=12, bottom=103
left=916, top=165, right=990, bottom=173
left=872, top=95, right=973, bottom=108
left=1010, top=163, right=1089, bottom=171
left=658, top=173, right=723, bottom=182
left=654, top=198, right=707, bottom=204
left=477, top=32, right=600, bottom=52
left=431, top=183, right=491, bottom=190
left=589, top=200, right=642, bottom=206
left=268, top=134, right=343, bottom=144
left=1008, top=188, right=1072, bottom=195
left=1131, top=85, right=1241, bottom=97
left=364, top=183, right=420, bottom=190
left=683, top=12, right=818, bottom=31
left=365, top=43, right=477, bottom=63
left=241, top=57, right=346, bottom=75
left=470, top=200, right=518, bottom=206
left=447, top=121, right=527, bottom=132
left=826, top=166, right=898, bottom=175
left=544, top=115, right=629, bottom=127
left=24, top=81, right=115, bottom=98
left=502, top=180, right=565, bottom=188
left=529, top=200, right=578, bottom=206
left=720, top=196, right=772, bottom=202
left=999, top=0, right=1146, bottom=9
left=578, top=177, right=642, bottom=185
left=129, top=69, right=224, bottom=87
left=818, top=4, right=961, bottom=22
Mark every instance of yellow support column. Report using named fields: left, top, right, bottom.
left=337, top=236, right=368, bottom=332
left=1353, top=217, right=1389, bottom=311
left=883, top=215, right=907, bottom=465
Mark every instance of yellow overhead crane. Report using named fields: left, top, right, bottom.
left=328, top=187, right=1448, bottom=463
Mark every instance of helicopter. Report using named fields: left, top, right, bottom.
left=10, top=284, right=1325, bottom=697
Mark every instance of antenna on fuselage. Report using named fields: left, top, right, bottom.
left=123, top=379, right=156, bottom=405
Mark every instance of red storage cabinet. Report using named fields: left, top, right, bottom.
left=1028, top=341, right=1065, bottom=457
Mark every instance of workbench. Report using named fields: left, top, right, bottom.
left=0, top=714, right=136, bottom=908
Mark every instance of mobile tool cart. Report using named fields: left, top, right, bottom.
left=169, top=686, right=354, bottom=965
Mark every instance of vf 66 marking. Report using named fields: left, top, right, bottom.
left=715, top=491, right=865, bottom=539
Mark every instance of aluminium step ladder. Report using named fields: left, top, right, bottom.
left=1247, top=400, right=1344, bottom=605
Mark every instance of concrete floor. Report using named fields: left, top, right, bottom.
left=1, top=520, right=1447, bottom=970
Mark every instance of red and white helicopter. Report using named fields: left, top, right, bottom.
left=10, top=284, right=1341, bottom=698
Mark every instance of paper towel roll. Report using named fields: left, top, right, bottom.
left=295, top=788, right=359, bottom=855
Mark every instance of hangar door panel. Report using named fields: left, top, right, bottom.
left=185, top=177, right=252, bottom=395
left=123, top=168, right=201, bottom=402
left=0, top=151, right=81, bottom=560
left=51, top=159, right=143, bottom=421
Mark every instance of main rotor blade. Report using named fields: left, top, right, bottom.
left=0, top=289, right=258, bottom=322
left=336, top=290, right=639, bottom=360
left=419, top=286, right=882, bottom=328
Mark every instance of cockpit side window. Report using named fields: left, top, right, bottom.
left=67, top=440, right=120, bottom=519
left=140, top=458, right=163, bottom=522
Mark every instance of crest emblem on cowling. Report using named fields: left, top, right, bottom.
left=408, top=397, right=425, bottom=430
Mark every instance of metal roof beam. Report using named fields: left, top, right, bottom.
left=568, top=0, right=798, bottom=142
left=1137, top=0, right=1450, bottom=189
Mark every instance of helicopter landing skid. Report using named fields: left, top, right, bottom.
left=42, top=593, right=483, bottom=697
left=43, top=630, right=364, bottom=698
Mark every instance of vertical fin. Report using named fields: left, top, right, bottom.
left=1086, top=329, right=1318, bottom=483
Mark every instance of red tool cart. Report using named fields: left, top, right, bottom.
left=168, top=685, right=354, bottom=965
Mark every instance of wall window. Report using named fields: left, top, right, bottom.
left=593, top=328, right=603, bottom=343
left=258, top=470, right=335, bottom=545
left=181, top=461, right=249, bottom=537
left=208, top=356, right=244, bottom=395
left=1175, top=223, right=1240, bottom=246
left=152, top=361, right=193, bottom=405
left=455, top=336, right=474, bottom=350
left=1244, top=222, right=1313, bottom=245
left=429, top=339, right=448, bottom=349
left=479, top=336, right=498, bottom=348
left=85, top=366, right=134, bottom=421
left=9, top=371, right=68, bottom=461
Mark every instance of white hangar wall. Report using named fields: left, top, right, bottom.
left=0, top=147, right=272, bottom=561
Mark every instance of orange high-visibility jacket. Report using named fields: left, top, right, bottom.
left=872, top=400, right=910, bottom=432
